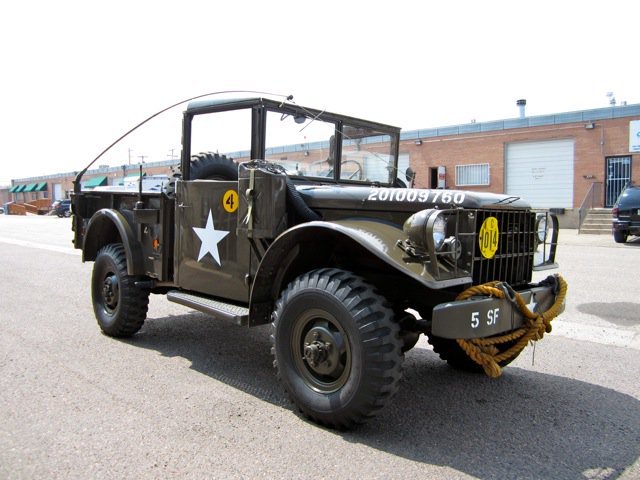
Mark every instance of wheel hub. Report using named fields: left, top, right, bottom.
left=302, top=326, right=342, bottom=377
left=102, top=275, right=119, bottom=310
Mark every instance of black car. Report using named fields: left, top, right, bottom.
left=51, top=199, right=71, bottom=218
left=612, top=184, right=640, bottom=243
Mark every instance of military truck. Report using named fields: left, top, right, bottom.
left=72, top=96, right=566, bottom=429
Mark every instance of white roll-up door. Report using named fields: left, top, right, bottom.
left=505, top=139, right=574, bottom=208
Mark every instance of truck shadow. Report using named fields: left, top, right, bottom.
left=127, top=311, right=640, bottom=480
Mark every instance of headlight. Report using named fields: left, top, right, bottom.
left=432, top=214, right=446, bottom=250
left=536, top=215, right=548, bottom=243
left=403, top=209, right=448, bottom=252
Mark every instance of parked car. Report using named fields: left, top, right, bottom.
left=51, top=199, right=72, bottom=218
left=612, top=184, right=640, bottom=243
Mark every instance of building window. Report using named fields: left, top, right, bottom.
left=456, top=163, right=490, bottom=186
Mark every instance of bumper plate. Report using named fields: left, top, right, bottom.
left=432, top=284, right=561, bottom=339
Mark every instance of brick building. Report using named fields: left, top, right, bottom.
left=244, top=101, right=638, bottom=228
left=401, top=102, right=640, bottom=227
left=3, top=102, right=639, bottom=227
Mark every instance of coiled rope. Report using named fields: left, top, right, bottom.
left=455, top=274, right=568, bottom=378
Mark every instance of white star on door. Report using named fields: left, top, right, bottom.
left=192, top=210, right=229, bottom=265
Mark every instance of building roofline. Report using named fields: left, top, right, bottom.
left=9, top=103, right=640, bottom=183
left=401, top=103, right=640, bottom=141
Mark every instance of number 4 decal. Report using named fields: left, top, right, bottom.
left=223, top=190, right=239, bottom=213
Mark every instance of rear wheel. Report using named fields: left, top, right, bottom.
left=92, top=243, right=149, bottom=337
left=613, top=229, right=627, bottom=243
left=271, top=268, right=403, bottom=429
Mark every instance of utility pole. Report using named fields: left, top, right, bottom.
left=138, top=155, right=147, bottom=164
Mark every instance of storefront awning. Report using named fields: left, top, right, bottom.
left=35, top=182, right=48, bottom=191
left=23, top=183, right=38, bottom=192
left=83, top=176, right=108, bottom=189
left=9, top=185, right=19, bottom=193
left=14, top=185, right=26, bottom=193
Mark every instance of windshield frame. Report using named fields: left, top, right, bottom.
left=182, top=97, right=401, bottom=185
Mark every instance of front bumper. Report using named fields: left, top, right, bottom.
left=431, top=277, right=564, bottom=339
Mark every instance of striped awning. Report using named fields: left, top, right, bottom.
left=83, top=176, right=108, bottom=188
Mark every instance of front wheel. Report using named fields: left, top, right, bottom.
left=427, top=334, right=521, bottom=372
left=271, top=268, right=403, bottom=429
left=92, top=243, right=150, bottom=337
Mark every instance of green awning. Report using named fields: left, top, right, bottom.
left=83, top=176, right=108, bottom=188
left=23, top=183, right=37, bottom=192
left=9, top=185, right=19, bottom=193
left=14, top=184, right=26, bottom=192
left=35, top=182, right=48, bottom=191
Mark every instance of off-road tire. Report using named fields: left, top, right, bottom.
left=427, top=334, right=521, bottom=373
left=613, top=230, right=627, bottom=243
left=271, top=268, right=403, bottom=429
left=92, top=243, right=149, bottom=337
left=190, top=152, right=238, bottom=181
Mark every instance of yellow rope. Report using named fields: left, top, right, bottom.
left=455, top=274, right=568, bottom=378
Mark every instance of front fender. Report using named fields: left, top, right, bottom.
left=83, top=209, right=145, bottom=275
left=322, top=219, right=471, bottom=289
left=248, top=219, right=470, bottom=325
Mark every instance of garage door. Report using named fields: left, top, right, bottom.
left=505, top=139, right=574, bottom=208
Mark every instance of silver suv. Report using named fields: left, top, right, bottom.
left=52, top=199, right=71, bottom=218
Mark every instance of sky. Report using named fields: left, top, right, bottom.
left=1, top=0, right=638, bottom=186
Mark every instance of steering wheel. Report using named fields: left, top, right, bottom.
left=341, top=160, right=363, bottom=181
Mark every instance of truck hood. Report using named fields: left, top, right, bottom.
left=296, top=184, right=531, bottom=213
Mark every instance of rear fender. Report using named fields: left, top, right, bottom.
left=83, top=209, right=144, bottom=275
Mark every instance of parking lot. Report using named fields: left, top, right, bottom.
left=0, top=215, right=638, bottom=479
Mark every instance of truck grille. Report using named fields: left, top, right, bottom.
left=472, top=209, right=535, bottom=287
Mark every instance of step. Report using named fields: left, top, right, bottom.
left=167, top=290, right=249, bottom=325
left=585, top=213, right=613, bottom=221
left=581, top=220, right=613, bottom=228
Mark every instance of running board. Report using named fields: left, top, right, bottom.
left=167, top=291, right=249, bottom=326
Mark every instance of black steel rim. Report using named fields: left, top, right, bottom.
left=101, top=272, right=119, bottom=314
left=291, top=309, right=351, bottom=393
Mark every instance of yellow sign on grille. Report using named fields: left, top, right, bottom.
left=479, top=216, right=499, bottom=259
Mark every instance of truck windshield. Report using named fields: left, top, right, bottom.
left=264, top=110, right=397, bottom=185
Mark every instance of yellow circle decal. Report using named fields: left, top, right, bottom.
left=479, top=216, right=499, bottom=259
left=222, top=190, right=239, bottom=213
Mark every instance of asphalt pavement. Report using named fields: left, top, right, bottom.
left=0, top=215, right=638, bottom=479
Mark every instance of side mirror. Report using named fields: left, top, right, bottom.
left=405, top=167, right=416, bottom=187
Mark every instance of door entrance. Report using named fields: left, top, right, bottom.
left=605, top=156, right=631, bottom=207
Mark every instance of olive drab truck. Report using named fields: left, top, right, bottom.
left=71, top=96, right=567, bottom=429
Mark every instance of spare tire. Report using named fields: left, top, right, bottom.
left=190, top=152, right=238, bottom=180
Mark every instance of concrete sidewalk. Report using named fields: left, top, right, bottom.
left=558, top=228, right=640, bottom=248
